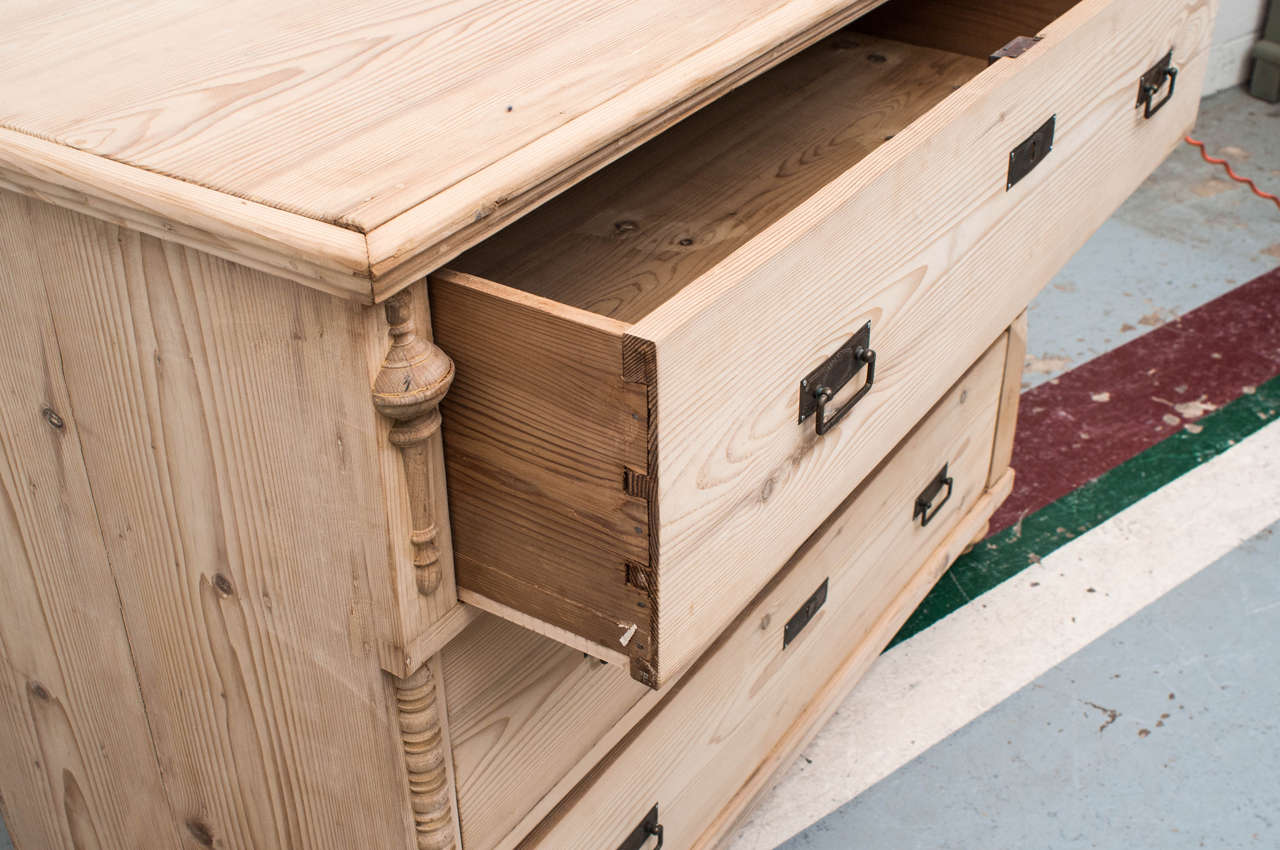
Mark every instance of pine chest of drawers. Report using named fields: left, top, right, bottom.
left=0, top=0, right=1213, bottom=847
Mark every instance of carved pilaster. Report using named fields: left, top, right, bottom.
left=395, top=665, right=456, bottom=850
left=372, top=291, right=455, bottom=596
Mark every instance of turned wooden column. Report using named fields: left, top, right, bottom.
left=372, top=291, right=456, bottom=596
left=394, top=664, right=456, bottom=850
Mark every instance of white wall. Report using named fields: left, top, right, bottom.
left=1204, top=0, right=1270, bottom=94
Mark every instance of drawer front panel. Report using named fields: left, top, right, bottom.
left=522, top=332, right=1012, bottom=849
left=636, top=0, right=1212, bottom=682
left=431, top=0, right=1213, bottom=687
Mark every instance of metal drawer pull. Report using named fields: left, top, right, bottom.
left=914, top=464, right=954, bottom=527
left=1138, top=50, right=1178, bottom=119
left=618, top=805, right=664, bottom=850
left=799, top=322, right=877, bottom=436
left=784, top=579, right=829, bottom=648
left=1008, top=115, right=1055, bottom=190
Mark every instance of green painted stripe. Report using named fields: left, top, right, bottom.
left=889, top=372, right=1280, bottom=649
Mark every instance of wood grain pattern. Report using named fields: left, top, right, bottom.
left=858, top=0, right=1078, bottom=58
left=522, top=337, right=1011, bottom=849
left=433, top=0, right=1211, bottom=686
left=0, top=190, right=183, bottom=849
left=372, top=291, right=456, bottom=598
left=394, top=664, right=457, bottom=850
left=361, top=0, right=897, bottom=298
left=428, top=269, right=656, bottom=667
left=0, top=128, right=372, bottom=300
left=441, top=614, right=649, bottom=849
left=454, top=34, right=985, bottom=323
left=631, top=0, right=1213, bottom=682
left=4, top=191, right=418, bottom=849
left=695, top=473, right=1014, bottom=850
left=448, top=334, right=1007, bottom=850
left=0, top=0, right=905, bottom=299
left=989, top=311, right=1028, bottom=488
left=364, top=281, right=476, bottom=677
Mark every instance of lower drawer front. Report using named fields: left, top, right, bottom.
left=520, top=333, right=1013, bottom=849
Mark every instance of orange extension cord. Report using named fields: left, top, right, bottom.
left=1185, top=135, right=1280, bottom=213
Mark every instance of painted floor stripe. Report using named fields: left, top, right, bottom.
left=993, top=265, right=1280, bottom=535
left=726, top=417, right=1280, bottom=850
left=892, top=369, right=1280, bottom=647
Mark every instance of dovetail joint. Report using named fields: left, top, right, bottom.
left=623, top=466, right=652, bottom=498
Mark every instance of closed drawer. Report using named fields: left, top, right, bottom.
left=521, top=324, right=1014, bottom=849
left=431, top=0, right=1212, bottom=687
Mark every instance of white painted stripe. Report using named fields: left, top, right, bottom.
left=728, top=417, right=1280, bottom=850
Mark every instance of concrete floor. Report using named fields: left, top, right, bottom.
left=1024, top=87, right=1280, bottom=389
left=780, top=519, right=1280, bottom=850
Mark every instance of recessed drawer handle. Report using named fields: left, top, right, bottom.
left=914, top=463, right=954, bottom=527
left=799, top=321, right=877, bottom=436
left=1138, top=50, right=1178, bottom=119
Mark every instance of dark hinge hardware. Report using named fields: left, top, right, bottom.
left=617, top=805, right=664, bottom=850
left=989, top=35, right=1042, bottom=64
left=1007, top=115, right=1056, bottom=190
left=1137, top=50, right=1178, bottom=119
left=784, top=579, right=829, bottom=648
left=914, top=464, right=954, bottom=527
left=799, top=322, right=876, bottom=436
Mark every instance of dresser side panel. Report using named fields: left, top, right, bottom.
left=0, top=191, right=185, bottom=850
left=11, top=191, right=418, bottom=850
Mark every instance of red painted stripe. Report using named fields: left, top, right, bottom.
left=991, top=266, right=1280, bottom=534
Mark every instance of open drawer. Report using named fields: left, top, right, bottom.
left=429, top=0, right=1213, bottom=687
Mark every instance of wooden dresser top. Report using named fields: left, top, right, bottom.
left=0, top=0, right=884, bottom=300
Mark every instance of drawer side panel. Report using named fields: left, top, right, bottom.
left=430, top=270, right=655, bottom=658
left=0, top=190, right=184, bottom=850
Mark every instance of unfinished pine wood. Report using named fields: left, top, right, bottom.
left=448, top=333, right=1006, bottom=850
left=437, top=32, right=982, bottom=681
left=858, top=0, right=1077, bottom=59
left=0, top=190, right=419, bottom=849
left=695, top=473, right=1014, bottom=849
left=990, top=311, right=1029, bottom=488
left=523, top=334, right=1011, bottom=849
left=0, top=0, right=908, bottom=297
left=441, top=615, right=649, bottom=850
left=454, top=34, right=986, bottom=323
left=0, top=191, right=183, bottom=849
left=372, top=291, right=455, bottom=598
left=428, top=269, right=657, bottom=671
left=394, top=663, right=458, bottom=850
left=629, top=0, right=1212, bottom=683
left=431, top=0, right=1213, bottom=685
left=364, top=280, right=477, bottom=677
left=0, top=128, right=372, bottom=300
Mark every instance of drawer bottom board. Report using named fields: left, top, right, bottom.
left=520, top=337, right=1015, bottom=849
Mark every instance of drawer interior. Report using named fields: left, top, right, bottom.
left=447, top=0, right=1076, bottom=323
left=429, top=0, right=1192, bottom=687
